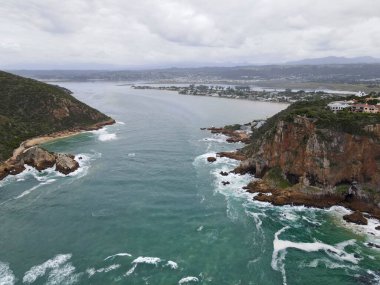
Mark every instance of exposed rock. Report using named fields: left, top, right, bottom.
left=222, top=181, right=230, bottom=186
left=217, top=151, right=247, bottom=161
left=343, top=211, right=368, bottom=225
left=220, top=171, right=229, bottom=176
left=21, top=146, right=56, bottom=171
left=376, top=226, right=380, bottom=231
left=207, top=127, right=251, bottom=144
left=55, top=153, right=79, bottom=175
left=207, top=157, right=217, bottom=163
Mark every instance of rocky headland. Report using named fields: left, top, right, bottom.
left=0, top=71, right=115, bottom=180
left=206, top=99, right=380, bottom=226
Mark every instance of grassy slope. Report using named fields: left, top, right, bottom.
left=0, top=71, right=112, bottom=161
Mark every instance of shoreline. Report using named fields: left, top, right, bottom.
left=1, top=119, right=115, bottom=181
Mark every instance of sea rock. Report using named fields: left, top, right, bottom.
left=343, top=211, right=368, bottom=225
left=207, top=157, right=217, bottom=163
left=20, top=146, right=56, bottom=171
left=217, top=151, right=247, bottom=161
left=376, top=226, right=380, bottom=231
left=55, top=153, right=79, bottom=175
left=222, top=181, right=230, bottom=186
left=220, top=171, right=229, bottom=176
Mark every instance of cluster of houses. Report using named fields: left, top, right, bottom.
left=327, top=91, right=380, bottom=114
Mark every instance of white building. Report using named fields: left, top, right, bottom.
left=356, top=91, right=367, bottom=97
left=327, top=101, right=351, bottom=112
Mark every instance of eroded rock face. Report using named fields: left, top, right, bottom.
left=55, top=153, right=79, bottom=175
left=240, top=116, right=380, bottom=196
left=21, top=146, right=56, bottom=171
left=343, top=211, right=368, bottom=225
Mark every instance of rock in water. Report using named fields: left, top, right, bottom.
left=207, top=157, right=217, bottom=163
left=55, top=153, right=79, bottom=175
left=343, top=211, right=368, bottom=225
left=21, top=146, right=56, bottom=170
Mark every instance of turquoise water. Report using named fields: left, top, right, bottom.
left=0, top=82, right=379, bottom=285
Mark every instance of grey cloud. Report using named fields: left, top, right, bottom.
left=0, top=0, right=379, bottom=68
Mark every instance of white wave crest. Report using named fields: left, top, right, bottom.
left=46, top=263, right=78, bottom=285
left=124, top=257, right=161, bottom=277
left=272, top=227, right=359, bottom=285
left=178, top=276, right=199, bottom=284
left=23, top=254, right=72, bottom=284
left=166, top=261, right=178, bottom=269
left=0, top=262, right=16, bottom=285
left=104, top=252, right=132, bottom=261
left=91, top=128, right=117, bottom=142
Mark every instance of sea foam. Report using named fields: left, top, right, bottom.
left=23, top=254, right=72, bottom=284
left=178, top=276, right=199, bottom=284
left=0, top=262, right=16, bottom=285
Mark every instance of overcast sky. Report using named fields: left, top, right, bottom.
left=1, top=0, right=380, bottom=69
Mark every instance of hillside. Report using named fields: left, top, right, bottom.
left=0, top=71, right=113, bottom=161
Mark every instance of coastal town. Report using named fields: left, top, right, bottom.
left=132, top=84, right=345, bottom=103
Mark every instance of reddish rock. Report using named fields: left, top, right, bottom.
left=21, top=146, right=56, bottom=171
left=217, top=151, right=247, bottom=161
left=343, top=211, right=368, bottom=225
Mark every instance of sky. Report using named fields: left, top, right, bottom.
left=1, top=0, right=380, bottom=69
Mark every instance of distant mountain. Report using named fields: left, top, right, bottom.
left=286, top=56, right=380, bottom=65
left=0, top=71, right=113, bottom=161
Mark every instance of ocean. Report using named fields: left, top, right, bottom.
left=0, top=82, right=379, bottom=285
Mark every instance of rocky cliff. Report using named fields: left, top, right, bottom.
left=235, top=100, right=380, bottom=215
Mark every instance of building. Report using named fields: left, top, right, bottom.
left=327, top=101, right=351, bottom=112
left=356, top=91, right=367, bottom=97
left=351, top=104, right=379, bottom=113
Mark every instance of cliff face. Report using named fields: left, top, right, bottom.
left=0, top=71, right=114, bottom=161
left=240, top=116, right=380, bottom=199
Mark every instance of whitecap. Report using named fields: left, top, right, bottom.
left=124, top=257, right=161, bottom=277
left=271, top=227, right=359, bottom=285
left=127, top=153, right=136, bottom=157
left=178, top=276, right=199, bottom=284
left=0, top=261, right=16, bottom=285
left=91, top=128, right=117, bottom=142
left=85, top=268, right=96, bottom=278
left=166, top=261, right=178, bottom=269
left=104, top=264, right=121, bottom=272
left=15, top=178, right=56, bottom=199
left=46, top=263, right=79, bottom=285
left=104, top=253, right=132, bottom=261
left=116, top=121, right=126, bottom=125
left=23, top=254, right=72, bottom=284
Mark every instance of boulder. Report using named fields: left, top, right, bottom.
left=220, top=171, right=229, bottom=176
left=55, top=154, right=79, bottom=175
left=207, top=157, right=216, bottom=163
left=222, top=181, right=230, bottom=186
left=343, top=211, right=368, bottom=225
left=21, top=146, right=56, bottom=170
left=375, top=226, right=380, bottom=231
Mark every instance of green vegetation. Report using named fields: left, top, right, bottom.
left=0, top=71, right=111, bottom=161
left=264, top=167, right=292, bottom=189
left=224, top=124, right=241, bottom=131
left=251, top=98, right=380, bottom=142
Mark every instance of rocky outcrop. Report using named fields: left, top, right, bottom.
left=0, top=146, right=79, bottom=180
left=207, top=157, right=217, bottom=163
left=207, top=127, right=251, bottom=144
left=55, top=153, right=79, bottom=175
left=21, top=146, right=56, bottom=171
left=343, top=211, right=368, bottom=225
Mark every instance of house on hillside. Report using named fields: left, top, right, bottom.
left=327, top=101, right=351, bottom=112
left=351, top=104, right=379, bottom=113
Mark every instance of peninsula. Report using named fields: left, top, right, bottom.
left=0, top=71, right=114, bottom=180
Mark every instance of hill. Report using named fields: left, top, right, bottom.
left=286, top=56, right=380, bottom=65
left=0, top=71, right=113, bottom=161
